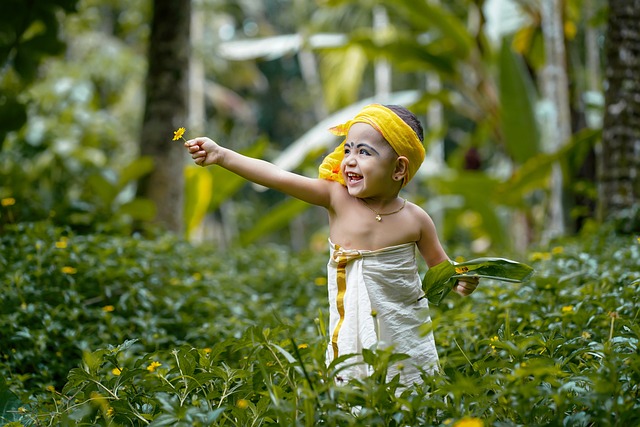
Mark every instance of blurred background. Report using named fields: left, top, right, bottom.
left=1, top=0, right=638, bottom=254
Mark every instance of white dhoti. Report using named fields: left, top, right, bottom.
left=326, top=240, right=439, bottom=385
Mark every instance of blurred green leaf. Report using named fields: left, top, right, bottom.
left=239, top=198, right=310, bottom=246
left=499, top=37, right=540, bottom=163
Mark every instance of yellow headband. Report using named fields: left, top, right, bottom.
left=318, top=104, right=425, bottom=187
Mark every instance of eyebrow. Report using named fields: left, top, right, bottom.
left=345, top=142, right=380, bottom=155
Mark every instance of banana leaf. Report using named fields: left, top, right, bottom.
left=422, top=257, right=534, bottom=306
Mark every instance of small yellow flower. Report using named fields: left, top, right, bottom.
left=46, top=385, right=56, bottom=393
left=371, top=310, right=378, bottom=317
left=146, top=361, right=162, bottom=372
left=529, top=252, right=551, bottom=262
left=102, top=305, right=115, bottom=312
left=173, top=127, right=187, bottom=141
left=551, top=246, right=564, bottom=255
left=297, top=343, right=308, bottom=349
left=1, top=197, right=16, bottom=207
left=453, top=417, right=484, bottom=427
left=562, top=305, right=574, bottom=313
left=112, top=367, right=122, bottom=376
left=106, top=407, right=114, bottom=417
left=582, top=331, right=592, bottom=340
left=18, top=407, right=27, bottom=413
left=55, top=239, right=68, bottom=249
left=203, top=347, right=212, bottom=354
left=236, top=399, right=249, bottom=409
left=61, top=266, right=77, bottom=274
left=455, top=266, right=470, bottom=274
left=314, top=277, right=327, bottom=286
left=192, top=272, right=202, bottom=281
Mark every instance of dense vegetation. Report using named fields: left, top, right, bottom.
left=1, top=221, right=638, bottom=425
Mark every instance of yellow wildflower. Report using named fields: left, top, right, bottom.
left=582, top=331, right=592, bottom=340
left=297, top=343, right=308, bottom=349
left=102, top=305, right=115, bottom=312
left=314, top=277, right=327, bottom=286
left=173, top=127, right=187, bottom=142
left=112, top=367, right=122, bottom=376
left=453, top=417, right=484, bottom=427
left=46, top=385, right=56, bottom=393
left=18, top=407, right=27, bottom=413
left=1, top=197, right=16, bottom=207
left=529, top=252, right=551, bottom=262
left=455, top=266, right=469, bottom=274
left=562, top=305, right=574, bottom=313
left=236, top=399, right=249, bottom=409
left=106, top=407, right=114, bottom=417
left=61, top=266, right=77, bottom=274
left=146, top=361, right=162, bottom=373
left=551, top=246, right=564, bottom=255
left=55, top=239, right=68, bottom=249
left=203, top=347, right=212, bottom=354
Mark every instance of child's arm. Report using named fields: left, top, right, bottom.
left=415, top=209, right=479, bottom=297
left=185, top=137, right=334, bottom=208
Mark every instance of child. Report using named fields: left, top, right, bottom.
left=185, top=104, right=479, bottom=385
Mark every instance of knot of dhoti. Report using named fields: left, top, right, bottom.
left=330, top=246, right=363, bottom=359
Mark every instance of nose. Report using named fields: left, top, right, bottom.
left=343, top=151, right=356, bottom=166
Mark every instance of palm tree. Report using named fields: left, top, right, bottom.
left=599, top=0, right=640, bottom=232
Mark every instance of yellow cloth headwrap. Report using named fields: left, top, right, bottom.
left=318, top=104, right=425, bottom=187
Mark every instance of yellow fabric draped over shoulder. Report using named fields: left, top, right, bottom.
left=318, top=104, right=425, bottom=187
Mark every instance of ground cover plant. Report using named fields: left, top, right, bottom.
left=1, top=221, right=639, bottom=426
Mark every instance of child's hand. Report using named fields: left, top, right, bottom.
left=453, top=277, right=479, bottom=296
left=185, top=137, right=222, bottom=167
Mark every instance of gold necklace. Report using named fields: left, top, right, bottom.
left=360, top=198, right=407, bottom=222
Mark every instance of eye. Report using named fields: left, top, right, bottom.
left=343, top=147, right=351, bottom=155
left=359, top=148, right=370, bottom=155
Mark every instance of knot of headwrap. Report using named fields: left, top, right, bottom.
left=318, top=104, right=425, bottom=187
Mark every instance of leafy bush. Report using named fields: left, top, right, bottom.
left=1, top=222, right=638, bottom=426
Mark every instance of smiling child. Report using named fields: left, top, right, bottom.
left=184, top=104, right=478, bottom=385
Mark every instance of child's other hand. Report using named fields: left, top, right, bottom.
left=185, top=137, right=221, bottom=166
left=453, top=277, right=479, bottom=296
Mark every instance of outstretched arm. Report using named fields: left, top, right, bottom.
left=185, top=137, right=334, bottom=208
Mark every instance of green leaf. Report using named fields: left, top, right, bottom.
left=117, top=198, right=156, bottom=221
left=0, top=377, right=22, bottom=424
left=499, top=37, right=540, bottom=163
left=117, top=156, right=155, bottom=190
left=423, top=257, right=534, bottom=305
left=239, top=198, right=310, bottom=246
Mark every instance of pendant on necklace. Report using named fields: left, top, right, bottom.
left=375, top=215, right=382, bottom=222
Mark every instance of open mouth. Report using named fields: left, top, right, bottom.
left=346, top=172, right=363, bottom=184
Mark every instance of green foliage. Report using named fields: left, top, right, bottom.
left=0, top=0, right=79, bottom=144
left=1, top=222, right=639, bottom=425
left=0, top=0, right=151, bottom=233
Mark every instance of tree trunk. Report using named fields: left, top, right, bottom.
left=598, top=0, right=640, bottom=232
left=540, top=0, right=572, bottom=239
left=137, top=0, right=191, bottom=233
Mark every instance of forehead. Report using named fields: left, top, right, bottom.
left=345, top=122, right=395, bottom=154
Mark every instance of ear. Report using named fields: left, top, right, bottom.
left=393, top=156, right=409, bottom=182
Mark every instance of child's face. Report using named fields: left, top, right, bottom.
left=341, top=123, right=400, bottom=198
